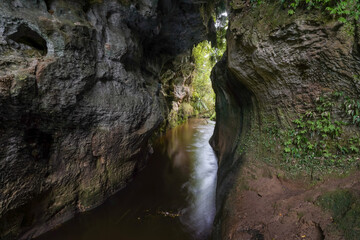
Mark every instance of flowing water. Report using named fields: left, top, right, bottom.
left=36, top=119, right=218, bottom=240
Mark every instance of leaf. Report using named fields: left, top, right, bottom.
left=350, top=145, right=359, bottom=153
left=353, top=116, right=359, bottom=124
left=307, top=143, right=314, bottom=150
left=338, top=17, right=347, bottom=23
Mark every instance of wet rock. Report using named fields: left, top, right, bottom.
left=0, top=0, right=214, bottom=239
left=160, top=51, right=195, bottom=127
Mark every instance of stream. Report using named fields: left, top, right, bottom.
left=36, top=119, right=218, bottom=240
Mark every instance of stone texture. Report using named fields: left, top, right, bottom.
left=0, top=0, right=214, bottom=239
left=160, top=51, right=195, bottom=127
left=211, top=2, right=360, bottom=239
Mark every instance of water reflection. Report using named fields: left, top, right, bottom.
left=36, top=119, right=218, bottom=240
left=180, top=121, right=218, bottom=239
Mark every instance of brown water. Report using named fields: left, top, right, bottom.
left=36, top=119, right=218, bottom=240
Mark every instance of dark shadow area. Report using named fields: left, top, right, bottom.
left=143, top=0, right=210, bottom=57
left=44, top=0, right=53, bottom=12
left=8, top=24, right=48, bottom=55
left=24, top=128, right=53, bottom=162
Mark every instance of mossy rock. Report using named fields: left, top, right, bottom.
left=317, top=189, right=360, bottom=240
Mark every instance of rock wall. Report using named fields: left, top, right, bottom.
left=0, top=0, right=214, bottom=239
left=160, top=51, right=195, bottom=128
left=211, top=1, right=360, bottom=239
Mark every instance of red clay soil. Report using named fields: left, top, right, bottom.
left=221, top=163, right=360, bottom=240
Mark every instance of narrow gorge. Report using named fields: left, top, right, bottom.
left=1, top=0, right=360, bottom=240
left=0, top=0, right=216, bottom=238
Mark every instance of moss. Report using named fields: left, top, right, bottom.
left=167, top=102, right=195, bottom=128
left=236, top=100, right=360, bottom=181
left=24, top=49, right=42, bottom=58
left=210, top=112, right=216, bottom=121
left=229, top=0, right=247, bottom=10
left=233, top=91, right=360, bottom=181
left=317, top=189, right=360, bottom=240
left=230, top=1, right=295, bottom=39
left=235, top=110, right=290, bottom=168
left=16, top=74, right=28, bottom=81
left=180, top=102, right=194, bottom=117
left=230, top=1, right=336, bottom=41
left=78, top=187, right=103, bottom=210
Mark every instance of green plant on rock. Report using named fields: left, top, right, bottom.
left=191, top=40, right=219, bottom=116
left=282, top=92, right=360, bottom=177
left=191, top=8, right=227, bottom=118
left=285, top=0, right=360, bottom=27
left=344, top=97, right=360, bottom=126
left=210, top=112, right=216, bottom=121
left=167, top=102, right=195, bottom=128
left=179, top=102, right=194, bottom=118
left=250, top=0, right=360, bottom=34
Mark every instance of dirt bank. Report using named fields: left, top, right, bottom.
left=222, top=161, right=360, bottom=240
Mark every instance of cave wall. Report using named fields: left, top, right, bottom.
left=160, top=51, right=195, bottom=128
left=0, top=0, right=214, bottom=239
left=211, top=1, right=360, bottom=239
left=210, top=55, right=257, bottom=239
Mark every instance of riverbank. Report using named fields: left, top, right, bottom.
left=221, top=159, right=360, bottom=240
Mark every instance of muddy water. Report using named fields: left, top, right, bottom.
left=36, top=119, right=218, bottom=240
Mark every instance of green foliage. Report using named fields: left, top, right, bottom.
left=179, top=102, right=194, bottom=117
left=192, top=41, right=216, bottom=114
left=249, top=0, right=360, bottom=34
left=214, top=12, right=228, bottom=62
left=344, top=96, right=360, bottom=126
left=191, top=38, right=226, bottom=115
left=210, top=112, right=216, bottom=121
left=317, top=190, right=360, bottom=239
left=163, top=10, right=227, bottom=128
left=167, top=102, right=194, bottom=128
left=191, top=10, right=227, bottom=117
left=236, top=91, right=360, bottom=181
left=251, top=0, right=265, bottom=5
left=284, top=0, right=360, bottom=26
left=282, top=92, right=360, bottom=177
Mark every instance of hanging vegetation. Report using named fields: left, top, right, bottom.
left=191, top=12, right=228, bottom=118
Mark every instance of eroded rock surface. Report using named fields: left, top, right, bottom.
left=211, top=1, right=360, bottom=239
left=0, top=0, right=214, bottom=239
left=160, top=51, right=195, bottom=127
